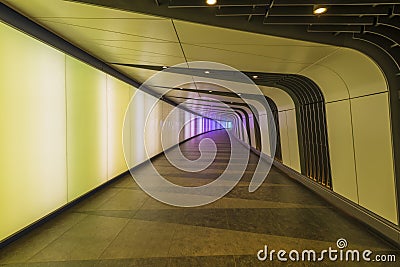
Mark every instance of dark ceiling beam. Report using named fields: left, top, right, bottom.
left=272, top=0, right=400, bottom=6
left=217, top=5, right=392, bottom=17
left=184, top=102, right=237, bottom=111
left=394, top=5, right=400, bottom=15
left=183, top=106, right=237, bottom=118
left=186, top=107, right=236, bottom=116
left=168, top=0, right=268, bottom=8
left=215, top=6, right=266, bottom=16
left=378, top=16, right=400, bottom=28
left=168, top=0, right=400, bottom=7
left=263, top=16, right=376, bottom=25
left=111, top=63, right=164, bottom=71
left=168, top=96, right=247, bottom=108
left=184, top=102, right=235, bottom=109
left=145, top=84, right=242, bottom=98
left=307, top=25, right=364, bottom=33
left=354, top=32, right=400, bottom=71
left=187, top=108, right=234, bottom=115
left=184, top=109, right=240, bottom=119
left=268, top=5, right=392, bottom=16
left=366, top=24, right=400, bottom=45
left=168, top=96, right=254, bottom=117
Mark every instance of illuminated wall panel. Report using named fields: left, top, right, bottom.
left=178, top=108, right=186, bottom=142
left=276, top=109, right=300, bottom=172
left=197, top=117, right=202, bottom=135
left=107, top=75, right=131, bottom=179
left=259, top=114, right=271, bottom=156
left=123, top=88, right=135, bottom=170
left=184, top=112, right=192, bottom=140
left=129, top=90, right=146, bottom=166
left=285, top=109, right=301, bottom=172
left=0, top=22, right=214, bottom=242
left=66, top=56, right=108, bottom=201
left=351, top=93, right=398, bottom=224
left=190, top=114, right=196, bottom=137
left=144, top=95, right=163, bottom=158
left=325, top=100, right=358, bottom=203
left=278, top=111, right=291, bottom=166
left=241, top=118, right=247, bottom=143
left=0, top=23, right=67, bottom=241
left=239, top=121, right=244, bottom=140
left=248, top=115, right=256, bottom=147
left=161, top=102, right=179, bottom=149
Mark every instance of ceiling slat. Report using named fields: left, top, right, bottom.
left=393, top=5, right=400, bottom=15
left=263, top=16, right=375, bottom=25
left=216, top=5, right=393, bottom=17
left=169, top=0, right=400, bottom=7
left=216, top=6, right=266, bottom=16
left=307, top=25, right=364, bottom=33
left=273, top=0, right=400, bottom=6
left=168, top=0, right=268, bottom=8
left=269, top=5, right=391, bottom=16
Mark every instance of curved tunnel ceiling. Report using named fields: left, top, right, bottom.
left=2, top=0, right=390, bottom=104
left=2, top=0, right=398, bottom=190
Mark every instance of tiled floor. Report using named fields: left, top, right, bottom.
left=0, top=129, right=398, bottom=266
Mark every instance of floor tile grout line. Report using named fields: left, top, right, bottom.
left=97, top=196, right=150, bottom=260
left=96, top=217, right=131, bottom=261
left=166, top=219, right=179, bottom=260
left=24, top=213, right=89, bottom=264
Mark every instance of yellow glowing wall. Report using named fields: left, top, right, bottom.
left=351, top=93, right=397, bottom=223
left=66, top=56, right=108, bottom=201
left=325, top=93, right=398, bottom=224
left=285, top=109, right=301, bottom=172
left=300, top=47, right=398, bottom=223
left=0, top=22, right=212, bottom=242
left=259, top=114, right=271, bottom=156
left=0, top=23, right=67, bottom=241
left=277, top=109, right=300, bottom=172
left=144, top=95, right=163, bottom=158
left=107, top=76, right=132, bottom=179
left=325, top=100, right=358, bottom=203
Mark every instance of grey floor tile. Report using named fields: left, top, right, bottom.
left=1, top=130, right=398, bottom=267
left=0, top=213, right=86, bottom=264
left=28, top=215, right=129, bottom=262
